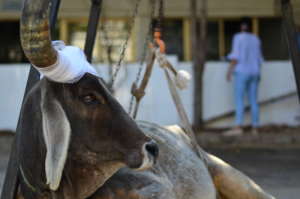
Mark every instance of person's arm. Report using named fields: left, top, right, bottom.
left=226, top=59, right=237, bottom=82
left=258, top=37, right=264, bottom=66
left=226, top=35, right=239, bottom=82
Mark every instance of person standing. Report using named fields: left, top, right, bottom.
left=224, top=19, right=264, bottom=136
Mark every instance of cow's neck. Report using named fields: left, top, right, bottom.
left=19, top=137, right=124, bottom=199
left=57, top=150, right=125, bottom=199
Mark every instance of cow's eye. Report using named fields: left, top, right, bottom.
left=82, top=94, right=99, bottom=105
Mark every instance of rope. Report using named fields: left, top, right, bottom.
left=157, top=52, right=207, bottom=164
left=111, top=0, right=142, bottom=86
left=156, top=0, right=164, bottom=32
left=128, top=0, right=156, bottom=116
left=131, top=49, right=156, bottom=119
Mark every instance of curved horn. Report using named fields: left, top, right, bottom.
left=20, top=0, right=57, bottom=68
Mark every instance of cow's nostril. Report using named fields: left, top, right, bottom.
left=145, top=141, right=159, bottom=158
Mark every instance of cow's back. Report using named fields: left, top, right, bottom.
left=89, top=121, right=216, bottom=199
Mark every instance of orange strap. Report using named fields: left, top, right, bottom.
left=151, top=30, right=166, bottom=53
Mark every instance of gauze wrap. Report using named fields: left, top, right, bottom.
left=35, top=41, right=98, bottom=83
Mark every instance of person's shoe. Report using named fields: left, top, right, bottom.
left=222, top=128, right=243, bottom=137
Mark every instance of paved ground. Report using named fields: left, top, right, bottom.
left=1, top=134, right=299, bottom=199
left=209, top=94, right=300, bottom=128
left=198, top=126, right=300, bottom=148
left=207, top=148, right=300, bottom=199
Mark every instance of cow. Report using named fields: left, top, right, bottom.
left=17, top=0, right=158, bottom=198
left=17, top=0, right=276, bottom=199
left=88, top=122, right=276, bottom=199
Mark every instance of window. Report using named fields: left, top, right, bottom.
left=0, top=21, right=26, bottom=63
left=68, top=19, right=134, bottom=63
left=222, top=17, right=289, bottom=61
left=224, top=19, right=241, bottom=56
left=259, top=18, right=289, bottom=60
left=1, top=0, right=22, bottom=11
left=207, top=21, right=219, bottom=60
left=162, top=19, right=184, bottom=61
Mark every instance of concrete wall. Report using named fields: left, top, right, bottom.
left=60, top=0, right=277, bottom=18
left=202, top=61, right=297, bottom=120
left=0, top=65, right=29, bottom=131
left=0, top=0, right=279, bottom=19
left=5, top=0, right=300, bottom=26
left=291, top=0, right=300, bottom=25
left=0, top=60, right=296, bottom=131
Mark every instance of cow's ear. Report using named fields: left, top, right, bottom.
left=41, top=97, right=71, bottom=191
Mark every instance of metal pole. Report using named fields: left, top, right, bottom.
left=50, top=0, right=61, bottom=34
left=84, top=0, right=103, bottom=63
left=281, top=0, right=300, bottom=102
left=0, top=1, right=61, bottom=198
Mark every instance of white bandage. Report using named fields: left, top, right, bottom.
left=35, top=41, right=98, bottom=83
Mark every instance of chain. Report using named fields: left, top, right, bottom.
left=111, top=0, right=142, bottom=86
left=99, top=18, right=113, bottom=64
left=157, top=0, right=164, bottom=31
left=98, top=15, right=116, bottom=92
left=128, top=0, right=157, bottom=116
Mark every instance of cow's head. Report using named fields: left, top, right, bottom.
left=19, top=0, right=158, bottom=197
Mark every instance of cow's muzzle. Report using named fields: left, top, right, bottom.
left=136, top=140, right=159, bottom=171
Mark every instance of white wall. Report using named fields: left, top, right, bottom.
left=0, top=60, right=296, bottom=131
left=202, top=61, right=297, bottom=120
left=0, top=65, right=29, bottom=131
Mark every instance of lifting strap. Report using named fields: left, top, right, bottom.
left=156, top=51, right=207, bottom=163
left=128, top=0, right=156, bottom=116
left=129, top=0, right=165, bottom=117
left=131, top=49, right=156, bottom=119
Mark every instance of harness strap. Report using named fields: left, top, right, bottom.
left=131, top=49, right=156, bottom=119
left=157, top=53, right=208, bottom=164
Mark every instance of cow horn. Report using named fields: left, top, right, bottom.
left=20, top=0, right=57, bottom=68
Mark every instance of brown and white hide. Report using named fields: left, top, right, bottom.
left=88, top=121, right=275, bottom=199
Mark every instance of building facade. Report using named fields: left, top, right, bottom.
left=0, top=0, right=299, bottom=63
left=0, top=0, right=298, bottom=130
